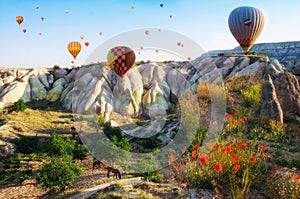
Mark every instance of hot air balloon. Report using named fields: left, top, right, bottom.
left=155, top=49, right=159, bottom=53
left=80, top=35, right=84, bottom=40
left=169, top=15, right=173, bottom=19
left=71, top=61, right=75, bottom=64
left=99, top=32, right=103, bottom=36
left=22, top=28, right=27, bottom=33
left=84, top=42, right=89, bottom=47
left=35, top=5, right=39, bottom=9
left=228, top=6, right=265, bottom=53
left=131, top=5, right=135, bottom=10
left=177, top=42, right=181, bottom=47
left=107, top=46, right=136, bottom=78
left=140, top=46, right=144, bottom=50
left=41, top=17, right=44, bottom=21
left=68, top=41, right=82, bottom=60
left=16, top=16, right=23, bottom=25
left=65, top=10, right=69, bottom=14
left=160, top=4, right=164, bottom=7
left=39, top=32, right=42, bottom=36
left=145, top=30, right=149, bottom=35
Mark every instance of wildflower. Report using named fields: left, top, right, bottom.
left=194, top=143, right=200, bottom=149
left=294, top=174, right=300, bottom=180
left=192, top=150, right=197, bottom=158
left=169, top=154, right=175, bottom=164
left=234, top=111, right=239, bottom=116
left=234, top=165, right=240, bottom=171
left=215, top=164, right=222, bottom=173
left=213, top=143, right=220, bottom=148
left=226, top=114, right=232, bottom=120
left=240, top=143, right=247, bottom=148
left=199, top=154, right=208, bottom=164
left=176, top=163, right=181, bottom=170
left=240, top=118, right=245, bottom=123
left=258, top=145, right=267, bottom=151
left=263, top=152, right=269, bottom=157
left=205, top=143, right=211, bottom=149
left=249, top=156, right=256, bottom=163
left=232, top=155, right=241, bottom=164
left=231, top=119, right=239, bottom=126
left=243, top=116, right=248, bottom=121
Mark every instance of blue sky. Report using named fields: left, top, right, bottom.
left=0, top=0, right=299, bottom=68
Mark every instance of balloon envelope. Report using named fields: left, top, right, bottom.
left=228, top=6, right=265, bottom=52
left=68, top=41, right=82, bottom=59
left=16, top=16, right=23, bottom=25
left=22, top=28, right=26, bottom=33
left=107, top=46, right=136, bottom=78
left=84, top=42, right=89, bottom=47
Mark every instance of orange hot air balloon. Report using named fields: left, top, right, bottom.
left=84, top=42, right=89, bottom=47
left=107, top=46, right=136, bottom=78
left=41, top=17, right=44, bottom=21
left=68, top=41, right=82, bottom=59
left=80, top=35, right=84, bottom=40
left=16, top=16, right=24, bottom=25
left=22, top=28, right=27, bottom=33
left=228, top=6, right=265, bottom=53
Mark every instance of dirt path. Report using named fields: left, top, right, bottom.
left=69, top=177, right=143, bottom=199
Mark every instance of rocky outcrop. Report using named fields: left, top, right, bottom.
left=0, top=54, right=299, bottom=125
left=258, top=75, right=283, bottom=123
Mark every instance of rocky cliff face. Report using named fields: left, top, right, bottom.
left=209, top=41, right=300, bottom=65
left=0, top=55, right=299, bottom=124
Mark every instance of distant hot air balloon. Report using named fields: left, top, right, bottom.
left=65, top=10, right=69, bottom=14
left=155, top=49, right=159, bottom=53
left=169, top=15, right=173, bottom=19
left=228, top=6, right=265, bottom=53
left=80, top=35, right=84, bottom=40
left=84, top=42, right=89, bottom=47
left=99, top=32, right=103, bottom=36
left=107, top=46, right=136, bottom=78
left=16, top=16, right=23, bottom=25
left=145, top=30, right=149, bottom=35
left=39, top=32, right=42, bottom=36
left=35, top=5, right=39, bottom=9
left=140, top=46, right=144, bottom=50
left=177, top=42, right=181, bottom=47
left=41, top=17, right=44, bottom=21
left=22, top=28, right=27, bottom=33
left=71, top=61, right=75, bottom=64
left=131, top=5, right=135, bottom=10
left=68, top=41, right=81, bottom=59
left=187, top=57, right=191, bottom=61
left=160, top=4, right=164, bottom=7
left=138, top=52, right=141, bottom=55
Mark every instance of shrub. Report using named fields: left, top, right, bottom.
left=36, top=155, right=83, bottom=192
left=241, top=84, right=262, bottom=108
left=8, top=99, right=27, bottom=112
left=276, top=174, right=300, bottom=198
left=46, top=134, right=75, bottom=157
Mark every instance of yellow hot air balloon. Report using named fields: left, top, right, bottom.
left=68, top=41, right=81, bottom=59
left=228, top=6, right=265, bottom=53
left=65, top=9, right=69, bottom=14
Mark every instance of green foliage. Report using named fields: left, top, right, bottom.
left=15, top=136, right=40, bottom=154
left=72, top=144, right=89, bottom=160
left=132, top=154, right=161, bottom=182
left=103, top=123, right=122, bottom=140
left=111, top=135, right=133, bottom=152
left=241, top=84, right=262, bottom=108
left=46, top=134, right=75, bottom=157
left=98, top=115, right=106, bottom=127
left=36, top=155, right=83, bottom=192
left=275, top=159, right=300, bottom=169
left=11, top=99, right=27, bottom=112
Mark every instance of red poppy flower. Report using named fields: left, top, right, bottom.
left=258, top=145, right=267, bottom=151
left=233, top=154, right=241, bottom=162
left=243, top=116, right=248, bottom=121
left=176, top=163, right=181, bottom=170
left=205, top=143, right=211, bottom=149
left=213, top=143, right=220, bottom=148
left=169, top=154, right=174, bottom=164
left=199, top=154, right=208, bottom=164
left=240, top=143, right=247, bottom=148
left=191, top=150, right=197, bottom=158
left=234, top=165, right=240, bottom=171
left=194, top=144, right=200, bottom=149
left=215, top=164, right=222, bottom=173
left=226, top=114, right=232, bottom=120
left=263, top=152, right=269, bottom=157
left=231, top=120, right=239, bottom=126
left=294, top=174, right=300, bottom=180
left=234, top=111, right=238, bottom=116
left=249, top=156, right=256, bottom=163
